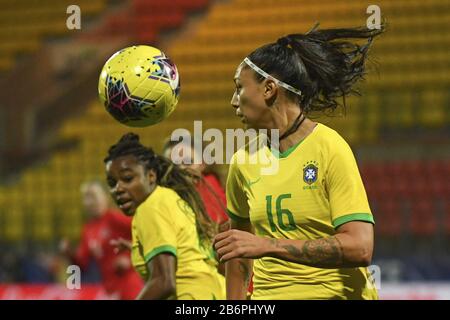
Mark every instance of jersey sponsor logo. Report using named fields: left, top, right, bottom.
left=303, top=161, right=318, bottom=185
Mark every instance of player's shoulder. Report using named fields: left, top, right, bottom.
left=144, top=186, right=179, bottom=208
left=229, top=134, right=266, bottom=165
left=314, top=123, right=347, bottom=144
left=313, top=123, right=353, bottom=153
left=134, top=187, right=187, bottom=230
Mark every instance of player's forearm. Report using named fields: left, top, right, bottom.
left=226, top=258, right=252, bottom=300
left=136, top=276, right=176, bottom=300
left=265, top=233, right=371, bottom=268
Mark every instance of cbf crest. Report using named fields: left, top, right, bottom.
left=303, top=161, right=318, bottom=185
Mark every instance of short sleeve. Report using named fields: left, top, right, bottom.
left=225, top=154, right=250, bottom=222
left=134, top=207, right=177, bottom=263
left=326, top=138, right=374, bottom=229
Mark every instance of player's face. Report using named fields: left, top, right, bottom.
left=231, top=66, right=271, bottom=129
left=105, top=155, right=156, bottom=216
left=81, top=184, right=109, bottom=218
left=164, top=143, right=205, bottom=174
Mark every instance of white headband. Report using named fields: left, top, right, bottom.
left=243, top=57, right=302, bottom=96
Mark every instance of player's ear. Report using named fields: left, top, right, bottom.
left=147, top=169, right=157, bottom=185
left=263, top=78, right=277, bottom=104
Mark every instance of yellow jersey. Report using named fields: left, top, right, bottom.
left=226, top=123, right=377, bottom=300
left=131, top=185, right=225, bottom=300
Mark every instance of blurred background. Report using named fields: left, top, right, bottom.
left=0, top=0, right=449, bottom=299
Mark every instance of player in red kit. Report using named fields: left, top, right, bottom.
left=60, top=181, right=143, bottom=299
left=163, top=136, right=229, bottom=225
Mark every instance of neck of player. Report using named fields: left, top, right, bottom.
left=269, top=104, right=316, bottom=153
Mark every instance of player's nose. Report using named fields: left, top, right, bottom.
left=231, top=91, right=239, bottom=109
left=112, top=181, right=126, bottom=196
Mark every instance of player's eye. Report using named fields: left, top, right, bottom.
left=106, top=178, right=116, bottom=189
left=122, top=176, right=134, bottom=183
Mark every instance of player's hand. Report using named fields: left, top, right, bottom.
left=113, top=255, right=131, bottom=275
left=110, top=237, right=132, bottom=254
left=213, top=229, right=269, bottom=262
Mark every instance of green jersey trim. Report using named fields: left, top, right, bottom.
left=144, top=245, right=177, bottom=263
left=226, top=209, right=250, bottom=222
left=271, top=139, right=305, bottom=159
left=332, top=213, right=375, bottom=229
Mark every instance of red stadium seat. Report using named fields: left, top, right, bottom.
left=402, top=161, right=422, bottom=177
left=373, top=179, right=394, bottom=200
left=429, top=179, right=447, bottom=199
left=408, top=178, right=428, bottom=198
left=392, top=176, right=411, bottom=199
left=409, top=199, right=438, bottom=237
left=366, top=162, right=385, bottom=178
left=103, top=14, right=133, bottom=36
left=425, top=160, right=442, bottom=177
left=133, top=0, right=209, bottom=11
left=383, top=162, right=403, bottom=178
left=444, top=200, right=450, bottom=235
left=375, top=198, right=403, bottom=237
left=135, top=13, right=185, bottom=30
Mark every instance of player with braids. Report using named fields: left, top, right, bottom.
left=105, top=133, right=224, bottom=300
left=214, top=25, right=385, bottom=300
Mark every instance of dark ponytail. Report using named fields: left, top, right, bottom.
left=104, top=133, right=216, bottom=245
left=247, top=24, right=385, bottom=113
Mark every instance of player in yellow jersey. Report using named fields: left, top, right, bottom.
left=214, top=25, right=385, bottom=300
left=105, top=133, right=224, bottom=300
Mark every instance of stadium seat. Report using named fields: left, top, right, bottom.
left=410, top=199, right=438, bottom=237
left=375, top=198, right=403, bottom=237
left=444, top=200, right=450, bottom=235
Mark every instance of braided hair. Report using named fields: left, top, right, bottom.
left=246, top=24, right=385, bottom=113
left=104, top=133, right=216, bottom=245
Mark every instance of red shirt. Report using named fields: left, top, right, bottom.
left=196, top=174, right=228, bottom=224
left=74, top=209, right=143, bottom=299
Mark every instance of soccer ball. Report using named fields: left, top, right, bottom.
left=98, top=45, right=180, bottom=127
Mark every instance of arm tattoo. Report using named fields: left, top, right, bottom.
left=270, top=238, right=281, bottom=248
left=283, top=244, right=302, bottom=257
left=281, top=237, right=344, bottom=267
left=238, top=260, right=250, bottom=287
